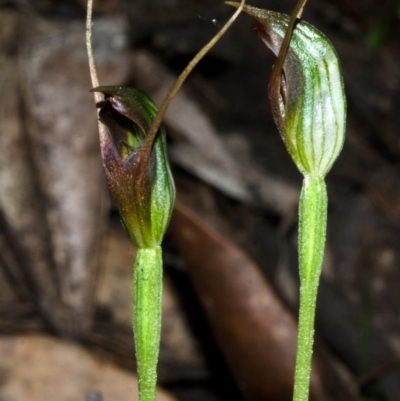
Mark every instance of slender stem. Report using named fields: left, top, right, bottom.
left=271, top=0, right=309, bottom=85
left=293, top=176, right=327, bottom=401
left=86, top=0, right=110, bottom=152
left=141, top=0, right=245, bottom=157
left=270, top=0, right=309, bottom=128
left=86, top=0, right=100, bottom=102
left=133, top=247, right=163, bottom=401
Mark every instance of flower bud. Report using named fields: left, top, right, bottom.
left=92, top=86, right=175, bottom=248
left=228, top=3, right=346, bottom=177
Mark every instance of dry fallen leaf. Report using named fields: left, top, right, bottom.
left=0, top=11, right=130, bottom=337
left=169, top=200, right=326, bottom=401
left=0, top=334, right=176, bottom=401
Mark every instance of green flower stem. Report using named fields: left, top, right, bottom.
left=133, top=247, right=163, bottom=401
left=293, top=176, right=327, bottom=401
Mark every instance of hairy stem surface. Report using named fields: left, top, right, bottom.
left=293, top=176, right=327, bottom=401
left=133, top=247, right=163, bottom=401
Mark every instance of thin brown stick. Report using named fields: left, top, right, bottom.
left=270, top=0, right=309, bottom=123
left=86, top=0, right=110, bottom=150
left=86, top=0, right=245, bottom=157
left=86, top=0, right=101, bottom=104
left=273, top=0, right=309, bottom=75
left=141, top=0, right=246, bottom=156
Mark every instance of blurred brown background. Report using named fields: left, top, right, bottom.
left=1, top=0, right=400, bottom=400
